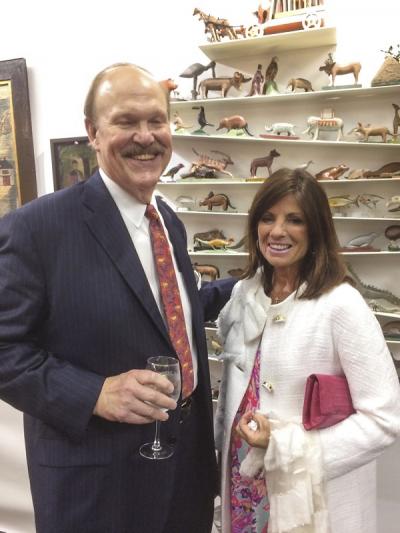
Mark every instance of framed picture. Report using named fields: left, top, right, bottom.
left=0, top=58, right=37, bottom=217
left=50, top=136, right=98, bottom=190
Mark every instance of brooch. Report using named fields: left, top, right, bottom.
left=272, top=314, right=286, bottom=323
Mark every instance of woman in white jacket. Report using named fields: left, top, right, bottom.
left=215, top=168, right=400, bottom=533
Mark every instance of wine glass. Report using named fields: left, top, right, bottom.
left=139, top=356, right=181, bottom=460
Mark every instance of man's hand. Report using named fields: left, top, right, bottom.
left=93, top=369, right=177, bottom=424
left=236, top=411, right=270, bottom=449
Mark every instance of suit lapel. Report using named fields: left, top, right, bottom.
left=81, top=174, right=170, bottom=345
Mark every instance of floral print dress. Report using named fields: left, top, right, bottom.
left=230, top=348, right=270, bottom=532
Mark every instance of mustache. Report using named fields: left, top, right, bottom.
left=121, top=143, right=165, bottom=157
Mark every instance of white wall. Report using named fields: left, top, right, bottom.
left=0, top=1, right=399, bottom=531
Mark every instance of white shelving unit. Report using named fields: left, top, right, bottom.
left=158, top=26, right=400, bottom=368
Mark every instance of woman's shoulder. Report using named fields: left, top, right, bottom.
left=321, top=282, right=371, bottom=319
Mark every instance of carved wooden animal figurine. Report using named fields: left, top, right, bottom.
left=192, top=106, right=214, bottom=133
left=263, top=56, right=279, bottom=95
left=199, top=191, right=236, bottom=211
left=363, top=162, right=400, bottom=178
left=190, top=149, right=234, bottom=177
left=198, top=72, right=251, bottom=98
left=319, top=53, right=361, bottom=86
left=392, top=103, right=400, bottom=135
left=227, top=267, right=245, bottom=278
left=194, top=237, right=234, bottom=250
left=384, top=225, right=400, bottom=251
left=264, top=123, right=296, bottom=136
left=303, top=115, right=344, bottom=141
left=192, top=263, right=220, bottom=280
left=179, top=61, right=216, bottom=100
left=160, top=78, right=178, bottom=95
left=193, top=229, right=226, bottom=243
left=162, top=163, right=185, bottom=179
left=347, top=169, right=368, bottom=180
left=348, top=123, right=394, bottom=143
left=247, top=64, right=264, bottom=96
left=172, top=112, right=192, bottom=132
left=193, top=8, right=238, bottom=42
left=287, top=78, right=314, bottom=92
left=250, top=149, right=280, bottom=177
left=387, top=196, right=400, bottom=212
left=315, top=164, right=349, bottom=180
left=216, top=115, right=253, bottom=136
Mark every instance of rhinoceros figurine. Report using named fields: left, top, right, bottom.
left=264, top=122, right=296, bottom=136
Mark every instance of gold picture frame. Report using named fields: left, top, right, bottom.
left=0, top=58, right=36, bottom=217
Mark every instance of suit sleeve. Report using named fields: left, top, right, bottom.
left=0, top=210, right=104, bottom=441
left=199, top=278, right=237, bottom=322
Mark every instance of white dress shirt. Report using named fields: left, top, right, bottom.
left=100, top=170, right=198, bottom=387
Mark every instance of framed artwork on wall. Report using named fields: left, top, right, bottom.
left=50, top=136, right=98, bottom=191
left=0, top=58, right=37, bottom=217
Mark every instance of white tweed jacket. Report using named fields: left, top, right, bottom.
left=215, top=271, right=400, bottom=533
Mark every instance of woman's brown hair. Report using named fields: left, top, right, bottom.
left=243, top=167, right=348, bottom=298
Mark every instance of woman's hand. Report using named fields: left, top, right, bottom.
left=236, top=411, right=270, bottom=449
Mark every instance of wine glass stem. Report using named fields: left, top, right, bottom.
left=151, top=420, right=162, bottom=452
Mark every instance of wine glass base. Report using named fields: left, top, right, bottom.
left=139, top=442, right=174, bottom=460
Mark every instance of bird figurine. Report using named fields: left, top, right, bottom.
left=179, top=61, right=216, bottom=100
left=263, top=56, right=279, bottom=95
left=344, top=232, right=380, bottom=249
left=162, top=163, right=185, bottom=181
left=297, top=160, right=314, bottom=171
left=192, top=106, right=214, bottom=135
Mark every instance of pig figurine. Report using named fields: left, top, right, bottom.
left=264, top=122, right=296, bottom=136
left=216, top=115, right=253, bottom=136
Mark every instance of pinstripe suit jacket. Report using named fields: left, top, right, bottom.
left=0, top=172, right=233, bottom=533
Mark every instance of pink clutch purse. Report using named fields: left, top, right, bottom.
left=302, top=374, right=355, bottom=431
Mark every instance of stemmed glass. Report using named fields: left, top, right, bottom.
left=139, top=356, right=181, bottom=460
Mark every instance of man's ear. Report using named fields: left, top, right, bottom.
left=85, top=118, right=99, bottom=150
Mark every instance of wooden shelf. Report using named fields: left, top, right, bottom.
left=172, top=133, right=400, bottom=150
left=189, top=250, right=400, bottom=257
left=387, top=340, right=400, bottom=346
left=176, top=210, right=400, bottom=223
left=158, top=179, right=261, bottom=185
left=375, top=312, right=400, bottom=319
left=177, top=210, right=247, bottom=217
left=158, top=177, right=400, bottom=185
left=171, top=85, right=400, bottom=110
left=333, top=217, right=400, bottom=222
left=198, top=27, right=336, bottom=61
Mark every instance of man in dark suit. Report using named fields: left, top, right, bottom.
left=0, top=64, right=233, bottom=533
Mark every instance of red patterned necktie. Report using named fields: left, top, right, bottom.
left=145, top=204, right=194, bottom=399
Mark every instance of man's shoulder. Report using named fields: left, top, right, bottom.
left=4, top=181, right=86, bottom=226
